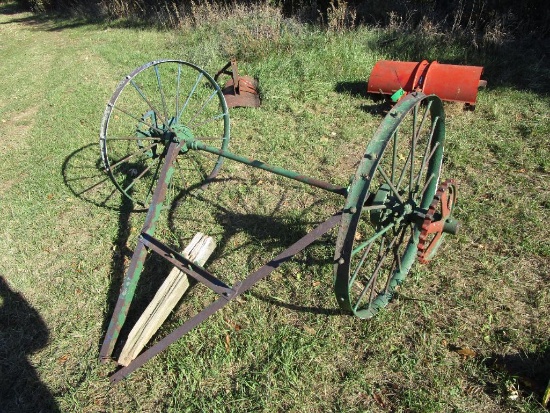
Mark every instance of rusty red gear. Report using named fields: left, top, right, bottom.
left=417, top=179, right=458, bottom=264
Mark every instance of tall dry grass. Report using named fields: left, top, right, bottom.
left=12, top=0, right=549, bottom=40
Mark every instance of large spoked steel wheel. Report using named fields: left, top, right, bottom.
left=334, top=93, right=445, bottom=319
left=100, top=60, right=230, bottom=209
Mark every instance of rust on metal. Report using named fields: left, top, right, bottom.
left=417, top=179, right=459, bottom=264
left=110, top=212, right=342, bottom=383
left=367, top=60, right=485, bottom=107
left=99, top=141, right=182, bottom=362
left=214, top=59, right=261, bottom=108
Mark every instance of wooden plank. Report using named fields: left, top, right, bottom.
left=118, top=233, right=216, bottom=366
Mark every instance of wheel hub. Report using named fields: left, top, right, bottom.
left=370, top=184, right=417, bottom=227
left=172, top=124, right=194, bottom=141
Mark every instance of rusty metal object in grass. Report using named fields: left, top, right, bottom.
left=417, top=179, right=459, bottom=264
left=367, top=60, right=486, bottom=108
left=214, top=59, right=260, bottom=108
left=98, top=60, right=460, bottom=382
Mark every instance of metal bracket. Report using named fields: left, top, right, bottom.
left=214, top=59, right=261, bottom=108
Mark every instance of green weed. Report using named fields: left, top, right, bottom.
left=0, top=2, right=548, bottom=412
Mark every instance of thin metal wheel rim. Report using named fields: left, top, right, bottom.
left=99, top=60, right=230, bottom=209
left=334, top=93, right=446, bottom=319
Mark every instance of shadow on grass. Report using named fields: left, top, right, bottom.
left=486, top=348, right=550, bottom=403
left=0, top=2, right=152, bottom=31
left=334, top=81, right=393, bottom=116
left=61, top=143, right=148, bottom=212
left=334, top=81, right=369, bottom=98
left=167, top=185, right=341, bottom=315
left=0, top=1, right=25, bottom=15
left=97, top=181, right=341, bottom=369
left=0, top=276, right=60, bottom=412
left=169, top=184, right=336, bottom=267
left=249, top=292, right=342, bottom=316
left=63, top=142, right=342, bottom=371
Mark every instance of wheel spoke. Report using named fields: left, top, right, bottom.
left=420, top=173, right=436, bottom=200
left=195, top=136, right=228, bottom=141
left=334, top=94, right=446, bottom=318
left=412, top=103, right=418, bottom=138
left=395, top=146, right=412, bottom=192
left=384, top=225, right=408, bottom=294
left=415, top=116, right=439, bottom=189
left=154, top=64, right=169, bottom=122
left=367, top=241, right=394, bottom=306
left=123, top=164, right=152, bottom=193
left=424, top=142, right=441, bottom=170
left=376, top=165, right=405, bottom=204
left=353, top=237, right=386, bottom=311
left=100, top=60, right=229, bottom=209
left=408, top=102, right=434, bottom=199
left=391, top=128, right=398, bottom=184
left=349, top=241, right=376, bottom=288
left=354, top=233, right=399, bottom=312
left=351, top=217, right=402, bottom=257
left=109, top=142, right=159, bottom=171
left=154, top=65, right=168, bottom=121
left=188, top=90, right=219, bottom=127
left=107, top=136, right=162, bottom=141
left=415, top=101, right=432, bottom=141
left=130, top=79, right=174, bottom=133
left=177, top=72, right=203, bottom=122
left=144, top=156, right=163, bottom=206
left=175, top=64, right=182, bottom=122
left=111, top=104, right=166, bottom=135
left=362, top=204, right=387, bottom=211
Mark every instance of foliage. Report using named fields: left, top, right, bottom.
left=8, top=0, right=550, bottom=38
left=0, top=1, right=549, bottom=412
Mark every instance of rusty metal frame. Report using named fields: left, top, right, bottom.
left=100, top=136, right=345, bottom=383
left=108, top=210, right=342, bottom=383
left=98, top=60, right=459, bottom=383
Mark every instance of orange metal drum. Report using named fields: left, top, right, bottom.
left=367, top=60, right=484, bottom=105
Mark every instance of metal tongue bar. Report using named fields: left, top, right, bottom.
left=215, top=59, right=261, bottom=108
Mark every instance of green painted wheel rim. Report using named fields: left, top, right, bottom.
left=333, top=93, right=445, bottom=319
left=100, top=60, right=230, bottom=209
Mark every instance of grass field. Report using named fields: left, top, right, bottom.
left=0, top=1, right=549, bottom=412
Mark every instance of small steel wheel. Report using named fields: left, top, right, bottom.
left=334, top=93, right=445, bottom=318
left=100, top=60, right=230, bottom=208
